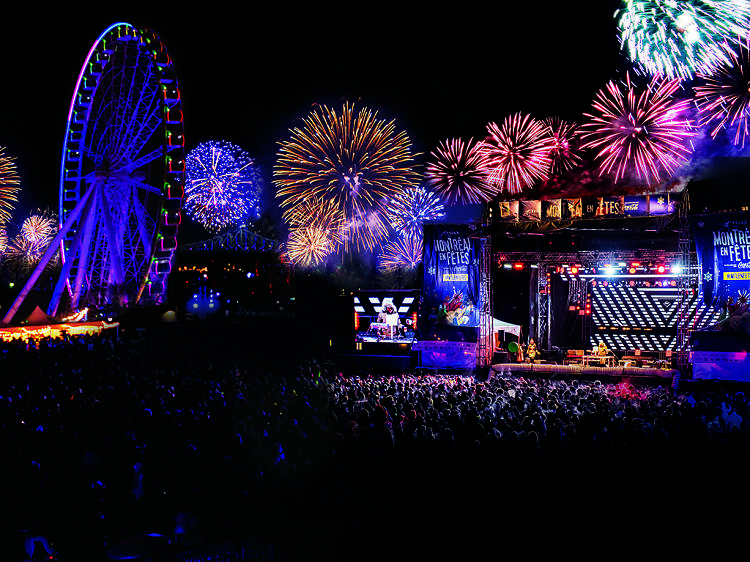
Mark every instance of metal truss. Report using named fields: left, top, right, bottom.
left=179, top=226, right=282, bottom=253
left=494, top=249, right=683, bottom=266
left=477, top=236, right=493, bottom=368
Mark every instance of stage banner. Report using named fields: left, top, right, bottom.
left=418, top=224, right=482, bottom=368
left=562, top=198, right=582, bottom=219
left=690, top=212, right=750, bottom=307
left=624, top=195, right=649, bottom=216
left=582, top=198, right=601, bottom=218
left=520, top=199, right=542, bottom=221
left=597, top=195, right=624, bottom=216
left=499, top=200, right=519, bottom=220
left=543, top=199, right=562, bottom=220
left=649, top=193, right=674, bottom=215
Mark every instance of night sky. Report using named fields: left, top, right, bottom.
left=1, top=4, right=626, bottom=233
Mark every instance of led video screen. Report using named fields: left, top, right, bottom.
left=353, top=290, right=420, bottom=343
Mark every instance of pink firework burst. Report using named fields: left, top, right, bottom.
left=544, top=117, right=584, bottom=177
left=482, top=113, right=554, bottom=194
left=580, top=73, right=694, bottom=185
left=695, top=37, right=750, bottom=148
left=424, top=138, right=494, bottom=204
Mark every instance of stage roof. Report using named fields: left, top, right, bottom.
left=486, top=214, right=682, bottom=259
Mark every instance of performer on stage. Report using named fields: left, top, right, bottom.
left=376, top=301, right=404, bottom=340
left=594, top=341, right=610, bottom=365
left=526, top=338, right=538, bottom=363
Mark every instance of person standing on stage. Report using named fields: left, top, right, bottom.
left=526, top=339, right=538, bottom=363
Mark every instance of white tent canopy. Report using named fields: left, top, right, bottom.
left=493, top=318, right=521, bottom=338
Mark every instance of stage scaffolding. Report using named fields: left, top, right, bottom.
left=495, top=249, right=683, bottom=357
left=477, top=236, right=493, bottom=368
left=676, top=190, right=694, bottom=373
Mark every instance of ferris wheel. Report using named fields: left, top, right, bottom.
left=3, top=23, right=185, bottom=324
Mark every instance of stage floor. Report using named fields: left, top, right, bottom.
left=491, top=361, right=678, bottom=380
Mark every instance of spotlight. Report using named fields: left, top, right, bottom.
left=656, top=264, right=666, bottom=274
left=513, top=262, right=524, bottom=271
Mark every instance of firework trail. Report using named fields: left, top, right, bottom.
left=424, top=138, right=494, bottom=205
left=580, top=73, right=694, bottom=185
left=274, top=102, right=420, bottom=252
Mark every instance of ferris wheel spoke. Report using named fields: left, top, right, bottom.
left=132, top=194, right=153, bottom=260
left=117, top=144, right=181, bottom=178
left=98, top=187, right=126, bottom=287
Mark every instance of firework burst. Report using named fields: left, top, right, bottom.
left=482, top=113, right=555, bottom=194
left=580, top=73, right=694, bottom=185
left=282, top=196, right=346, bottom=258
left=378, top=234, right=424, bottom=272
left=385, top=186, right=445, bottom=241
left=0, top=147, right=21, bottom=225
left=274, top=102, right=420, bottom=252
left=285, top=226, right=335, bottom=268
left=695, top=37, right=750, bottom=147
left=424, top=138, right=494, bottom=205
left=617, top=0, right=750, bottom=80
left=185, top=140, right=263, bottom=233
left=5, top=210, right=59, bottom=276
left=544, top=118, right=584, bottom=177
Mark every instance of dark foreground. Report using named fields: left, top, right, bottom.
left=2, top=318, right=749, bottom=560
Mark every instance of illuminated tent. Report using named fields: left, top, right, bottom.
left=24, top=306, right=59, bottom=326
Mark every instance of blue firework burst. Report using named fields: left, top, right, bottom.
left=185, top=140, right=263, bottom=233
left=385, top=186, right=446, bottom=241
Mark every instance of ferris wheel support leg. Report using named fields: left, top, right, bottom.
left=68, top=195, right=99, bottom=312
left=47, top=187, right=99, bottom=317
left=98, top=187, right=126, bottom=288
left=2, top=185, right=96, bottom=325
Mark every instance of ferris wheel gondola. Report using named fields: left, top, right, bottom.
left=3, top=22, right=185, bottom=324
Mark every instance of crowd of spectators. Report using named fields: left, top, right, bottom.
left=2, top=324, right=750, bottom=559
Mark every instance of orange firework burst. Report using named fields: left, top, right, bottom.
left=5, top=210, right=59, bottom=276
left=0, top=146, right=21, bottom=225
left=274, top=101, right=420, bottom=252
left=285, top=226, right=335, bottom=268
left=282, top=196, right=346, bottom=263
